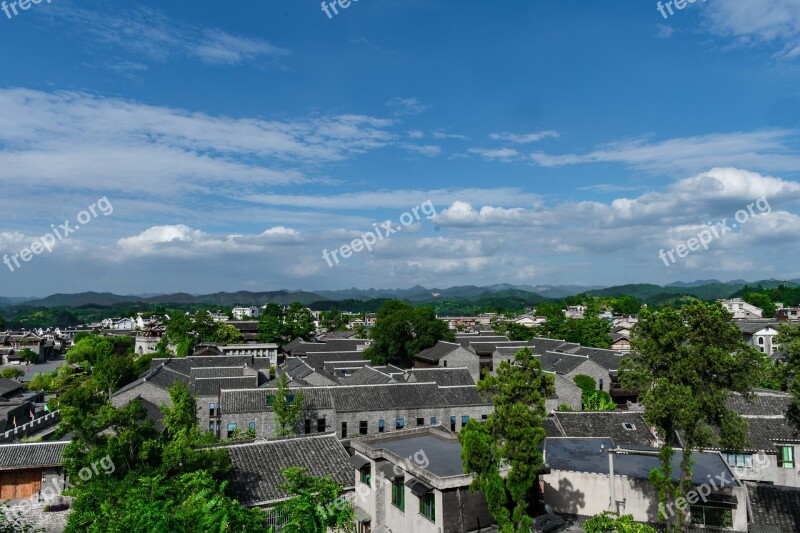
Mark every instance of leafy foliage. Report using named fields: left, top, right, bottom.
left=584, top=512, right=658, bottom=533
left=159, top=311, right=244, bottom=356
left=460, top=347, right=554, bottom=533
left=273, top=371, right=304, bottom=437
left=270, top=467, right=355, bottom=533
left=619, top=300, right=767, bottom=531
left=365, top=300, right=453, bottom=367
left=777, top=322, right=800, bottom=432
left=0, top=367, right=24, bottom=380
left=257, top=303, right=316, bottom=348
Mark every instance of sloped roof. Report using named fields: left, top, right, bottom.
left=747, top=482, right=800, bottom=532
left=405, top=368, right=475, bottom=386
left=192, top=376, right=259, bottom=397
left=225, top=434, right=352, bottom=506
left=455, top=335, right=509, bottom=348
left=338, top=366, right=395, bottom=386
left=539, top=352, right=591, bottom=374
left=0, top=441, right=70, bottom=470
left=728, top=390, right=791, bottom=416
left=318, top=339, right=370, bottom=352
left=528, top=337, right=569, bottom=354
left=305, top=351, right=368, bottom=369
left=571, top=347, right=628, bottom=371
left=412, top=341, right=463, bottom=363
left=550, top=411, right=656, bottom=447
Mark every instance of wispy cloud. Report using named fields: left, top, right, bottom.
left=386, top=97, right=430, bottom=116
left=48, top=4, right=289, bottom=66
left=704, top=0, right=800, bottom=59
left=489, top=130, right=559, bottom=143
left=530, top=130, right=800, bottom=174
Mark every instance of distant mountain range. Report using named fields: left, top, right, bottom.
left=1, top=279, right=797, bottom=309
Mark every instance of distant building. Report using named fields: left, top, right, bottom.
left=776, top=306, right=800, bottom=322
left=736, top=321, right=781, bottom=357
left=719, top=298, right=763, bottom=320
left=564, top=305, right=585, bottom=319
left=232, top=306, right=262, bottom=320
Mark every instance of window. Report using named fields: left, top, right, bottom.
left=461, top=415, right=470, bottom=428
left=209, top=403, right=215, bottom=416
left=430, top=417, right=437, bottom=425
left=208, top=422, right=214, bottom=432
left=419, top=492, right=436, bottom=522
left=443, top=360, right=447, bottom=367
left=305, top=419, right=311, bottom=434
left=359, top=464, right=371, bottom=486
left=396, top=418, right=405, bottom=430
left=226, top=423, right=237, bottom=438
left=391, top=476, right=405, bottom=511
left=357, top=521, right=371, bottom=533
left=317, top=418, right=326, bottom=432
left=623, top=423, right=636, bottom=431
left=248, top=421, right=255, bottom=431
left=287, top=394, right=295, bottom=403
left=758, top=336, right=765, bottom=345
left=342, top=422, right=348, bottom=439
left=481, top=414, right=488, bottom=421
left=360, top=420, right=368, bottom=435
left=778, top=446, right=795, bottom=469
left=599, top=378, right=604, bottom=391
left=450, top=416, right=456, bottom=432
left=378, top=419, right=385, bottom=433
left=266, top=395, right=274, bottom=406
left=690, top=506, right=733, bottom=528
left=724, top=453, right=753, bottom=471
left=416, top=418, right=424, bottom=427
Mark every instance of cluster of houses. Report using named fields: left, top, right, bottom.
left=0, top=301, right=798, bottom=532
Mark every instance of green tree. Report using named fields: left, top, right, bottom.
left=271, top=467, right=355, bottom=533
left=460, top=347, right=554, bottom=533
left=610, top=296, right=642, bottom=316
left=584, top=511, right=658, bottom=533
left=0, top=368, right=24, bottom=380
left=257, top=303, right=316, bottom=348
left=19, top=348, right=38, bottom=364
left=365, top=300, right=453, bottom=367
left=160, top=311, right=244, bottom=356
left=742, top=291, right=776, bottom=318
left=94, top=355, right=135, bottom=398
left=27, top=370, right=56, bottom=392
left=494, top=322, right=536, bottom=341
left=273, top=371, right=304, bottom=437
left=619, top=301, right=767, bottom=532
left=777, top=322, right=800, bottom=432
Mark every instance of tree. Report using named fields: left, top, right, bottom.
left=0, top=368, right=24, bottom=380
left=273, top=371, right=304, bottom=437
left=619, top=300, right=767, bottom=532
left=583, top=512, right=658, bottom=533
left=573, top=375, right=616, bottom=411
left=365, top=300, right=453, bottom=367
left=160, top=311, right=244, bottom=356
left=257, top=303, right=316, bottom=348
left=494, top=322, right=536, bottom=341
left=27, top=370, right=56, bottom=392
left=777, top=322, right=800, bottom=432
left=611, top=296, right=643, bottom=316
left=460, top=347, right=554, bottom=533
left=271, top=467, right=355, bottom=533
left=742, top=291, right=776, bottom=318
left=19, top=348, right=38, bottom=364
left=94, top=355, right=135, bottom=398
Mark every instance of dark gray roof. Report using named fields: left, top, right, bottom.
left=318, top=339, right=371, bottom=352
left=283, top=339, right=325, bottom=355
left=114, top=364, right=190, bottom=398
left=544, top=438, right=738, bottom=488
left=137, top=397, right=165, bottom=432
left=413, top=341, right=463, bottom=363
left=469, top=341, right=529, bottom=356
left=571, top=347, right=628, bottom=371
left=728, top=391, right=791, bottom=416
left=305, top=351, right=368, bottom=369
left=539, top=352, right=591, bottom=375
left=736, top=321, right=779, bottom=335
left=219, top=382, right=490, bottom=414
left=190, top=367, right=248, bottom=380
left=364, top=432, right=465, bottom=478
left=192, top=376, right=259, bottom=397
left=455, top=335, right=509, bottom=348
left=406, top=368, right=475, bottom=386
left=283, top=357, right=315, bottom=380
left=0, top=441, right=70, bottom=470
left=322, top=360, right=372, bottom=374
left=548, top=412, right=656, bottom=447
left=748, top=482, right=800, bottom=533
left=552, top=342, right=582, bottom=353
left=528, top=337, right=569, bottom=355
left=742, top=417, right=800, bottom=451
left=225, top=434, right=352, bottom=505
left=339, top=367, right=395, bottom=386
left=0, top=378, right=23, bottom=398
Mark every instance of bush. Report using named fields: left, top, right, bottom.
left=558, top=404, right=574, bottom=412
left=574, top=374, right=596, bottom=395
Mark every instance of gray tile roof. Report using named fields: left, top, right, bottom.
left=571, top=347, right=628, bottom=371
left=192, top=376, right=259, bottom=397
left=548, top=412, right=657, bottom=447
left=283, top=339, right=325, bottom=356
left=747, top=482, right=800, bottom=533
left=455, top=335, right=509, bottom=348
left=469, top=341, right=530, bottom=356
left=539, top=352, right=590, bottom=374
left=0, top=378, right=23, bottom=398
left=305, top=351, right=368, bottom=369
left=406, top=368, right=475, bottom=386
left=338, top=367, right=395, bottom=386
left=736, top=321, right=779, bottom=335
left=413, top=341, right=462, bottom=363
left=318, top=339, right=371, bottom=352
left=190, top=367, right=249, bottom=380
left=528, top=337, right=569, bottom=354
left=728, top=390, right=791, bottom=416
left=0, top=441, right=70, bottom=470
left=224, top=434, right=352, bottom=506
left=220, top=388, right=334, bottom=413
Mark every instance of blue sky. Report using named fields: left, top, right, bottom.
left=1, top=0, right=799, bottom=296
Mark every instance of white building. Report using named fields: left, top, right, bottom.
left=719, top=299, right=763, bottom=320
left=232, top=306, right=262, bottom=320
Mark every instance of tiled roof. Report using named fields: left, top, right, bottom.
left=412, top=341, right=462, bottom=363
left=728, top=390, right=791, bottom=416
left=322, top=360, right=371, bottom=375
left=736, top=321, right=779, bottom=335
left=549, top=411, right=657, bottom=447
left=338, top=367, right=395, bottom=386
left=743, top=417, right=799, bottom=451
left=190, top=367, right=248, bottom=380
left=571, top=347, right=628, bottom=371
left=318, top=339, right=370, bottom=352
left=114, top=364, right=190, bottom=398
left=192, top=376, right=259, bottom=397
left=224, top=434, right=352, bottom=506
left=305, top=351, right=368, bottom=369
left=0, top=378, right=23, bottom=398
left=0, top=441, right=70, bottom=470
left=455, top=335, right=509, bottom=348
left=220, top=388, right=334, bottom=413
left=747, top=482, right=800, bottom=532
left=406, top=368, right=475, bottom=386
left=539, top=352, right=590, bottom=374
left=283, top=339, right=325, bottom=355
left=528, top=338, right=569, bottom=355
left=469, top=341, right=530, bottom=356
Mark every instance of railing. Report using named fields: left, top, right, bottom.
left=0, top=411, right=61, bottom=442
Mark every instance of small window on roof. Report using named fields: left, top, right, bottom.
left=623, top=423, right=636, bottom=431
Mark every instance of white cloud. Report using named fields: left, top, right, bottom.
left=386, top=97, right=430, bottom=116
left=704, top=0, right=800, bottom=59
left=467, top=147, right=521, bottom=162
left=489, top=130, right=559, bottom=143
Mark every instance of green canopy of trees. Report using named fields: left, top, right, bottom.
left=364, top=300, right=453, bottom=367
left=159, top=311, right=244, bottom=356
left=257, top=303, right=316, bottom=348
